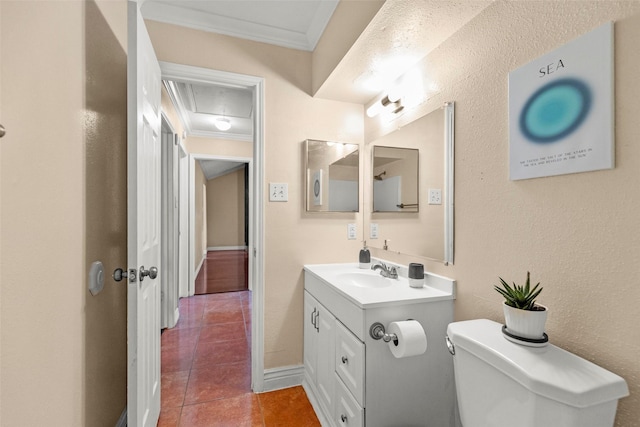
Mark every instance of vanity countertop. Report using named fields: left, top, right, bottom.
left=304, top=262, right=456, bottom=309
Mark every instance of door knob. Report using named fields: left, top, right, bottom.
left=140, top=265, right=158, bottom=281
left=113, top=268, right=137, bottom=283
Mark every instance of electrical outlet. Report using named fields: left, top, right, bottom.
left=347, top=223, right=357, bottom=240
left=269, top=183, right=288, bottom=202
left=370, top=223, right=379, bottom=239
left=428, top=189, right=442, bottom=205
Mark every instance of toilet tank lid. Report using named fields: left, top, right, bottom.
left=447, top=319, right=629, bottom=408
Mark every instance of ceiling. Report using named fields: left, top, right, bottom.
left=164, top=79, right=254, bottom=141
left=144, top=0, right=491, bottom=178
left=198, top=159, right=246, bottom=181
left=141, top=0, right=339, bottom=51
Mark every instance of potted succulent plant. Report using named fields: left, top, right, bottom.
left=494, top=271, right=547, bottom=339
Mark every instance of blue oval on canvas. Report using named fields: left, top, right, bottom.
left=519, top=78, right=591, bottom=144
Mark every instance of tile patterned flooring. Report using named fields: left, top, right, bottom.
left=158, top=290, right=320, bottom=426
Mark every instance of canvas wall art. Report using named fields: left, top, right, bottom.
left=509, top=22, right=614, bottom=180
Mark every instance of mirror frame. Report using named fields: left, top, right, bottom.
left=372, top=145, right=420, bottom=213
left=304, top=139, right=360, bottom=213
left=443, top=102, right=454, bottom=264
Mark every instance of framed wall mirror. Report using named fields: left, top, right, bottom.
left=373, top=146, right=419, bottom=212
left=305, top=139, right=360, bottom=212
left=365, top=102, right=454, bottom=264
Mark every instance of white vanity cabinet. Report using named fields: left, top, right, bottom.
left=304, top=291, right=337, bottom=418
left=303, top=264, right=457, bottom=427
left=304, top=289, right=365, bottom=427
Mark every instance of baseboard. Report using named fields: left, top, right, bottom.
left=261, top=365, right=304, bottom=392
left=207, top=245, right=248, bottom=251
left=115, top=407, right=127, bottom=427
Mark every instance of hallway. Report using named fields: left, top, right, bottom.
left=158, top=290, right=320, bottom=426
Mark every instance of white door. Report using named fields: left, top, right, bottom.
left=127, top=1, right=162, bottom=426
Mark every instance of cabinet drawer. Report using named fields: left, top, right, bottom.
left=335, top=373, right=364, bottom=427
left=335, top=321, right=365, bottom=406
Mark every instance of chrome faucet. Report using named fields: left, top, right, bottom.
left=371, top=262, right=398, bottom=279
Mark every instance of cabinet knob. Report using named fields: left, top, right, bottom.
left=341, top=356, right=348, bottom=364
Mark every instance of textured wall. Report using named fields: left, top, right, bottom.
left=365, top=3, right=640, bottom=426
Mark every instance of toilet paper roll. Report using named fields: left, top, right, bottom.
left=388, top=320, right=427, bottom=358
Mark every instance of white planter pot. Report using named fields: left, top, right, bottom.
left=503, top=302, right=548, bottom=339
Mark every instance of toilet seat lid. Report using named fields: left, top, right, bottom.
left=447, top=319, right=629, bottom=408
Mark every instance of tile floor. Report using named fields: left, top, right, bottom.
left=158, top=290, right=320, bottom=426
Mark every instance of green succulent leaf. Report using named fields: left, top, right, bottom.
left=494, top=271, right=543, bottom=311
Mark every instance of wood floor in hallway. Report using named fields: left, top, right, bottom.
left=158, top=290, right=320, bottom=426
left=195, top=250, right=248, bottom=295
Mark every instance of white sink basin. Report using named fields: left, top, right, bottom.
left=304, top=263, right=456, bottom=308
left=336, top=271, right=393, bottom=288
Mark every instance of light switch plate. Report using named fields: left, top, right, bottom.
left=370, top=223, right=379, bottom=239
left=347, top=223, right=357, bottom=240
left=269, top=183, right=288, bottom=202
left=428, top=189, right=442, bottom=205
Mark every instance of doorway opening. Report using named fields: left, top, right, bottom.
left=160, top=62, right=265, bottom=392
left=194, top=158, right=251, bottom=295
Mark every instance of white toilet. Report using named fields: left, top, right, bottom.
left=446, top=319, right=629, bottom=427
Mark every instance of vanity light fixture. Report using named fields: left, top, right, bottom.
left=214, top=117, right=231, bottom=131
left=366, top=91, right=404, bottom=118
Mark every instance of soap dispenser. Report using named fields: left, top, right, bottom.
left=359, top=241, right=371, bottom=269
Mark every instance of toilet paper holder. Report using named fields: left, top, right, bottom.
left=370, top=322, right=398, bottom=344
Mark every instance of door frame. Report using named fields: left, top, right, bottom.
left=160, top=61, right=266, bottom=392
left=160, top=113, right=180, bottom=329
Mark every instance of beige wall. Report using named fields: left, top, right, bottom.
left=206, top=168, right=246, bottom=248
left=311, top=0, right=384, bottom=95
left=3, top=2, right=635, bottom=425
left=365, top=3, right=640, bottom=425
left=0, top=1, right=127, bottom=426
left=185, top=136, right=253, bottom=158
left=146, top=21, right=364, bottom=368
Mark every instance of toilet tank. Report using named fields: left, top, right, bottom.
left=446, top=319, right=629, bottom=427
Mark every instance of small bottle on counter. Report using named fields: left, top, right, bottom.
left=359, top=241, right=371, bottom=269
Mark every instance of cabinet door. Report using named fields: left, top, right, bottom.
left=303, top=291, right=318, bottom=383
left=335, top=321, right=365, bottom=406
left=316, top=303, right=336, bottom=415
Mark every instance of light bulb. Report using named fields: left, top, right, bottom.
left=214, top=117, right=231, bottom=131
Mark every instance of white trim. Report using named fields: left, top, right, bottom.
left=160, top=112, right=180, bottom=329
left=261, top=365, right=305, bottom=392
left=207, top=246, right=247, bottom=251
left=143, top=1, right=339, bottom=52
left=444, top=102, right=455, bottom=266
left=178, top=145, right=190, bottom=298
left=189, top=129, right=252, bottom=142
left=252, top=77, right=265, bottom=393
left=188, top=155, right=196, bottom=296
left=160, top=62, right=265, bottom=394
